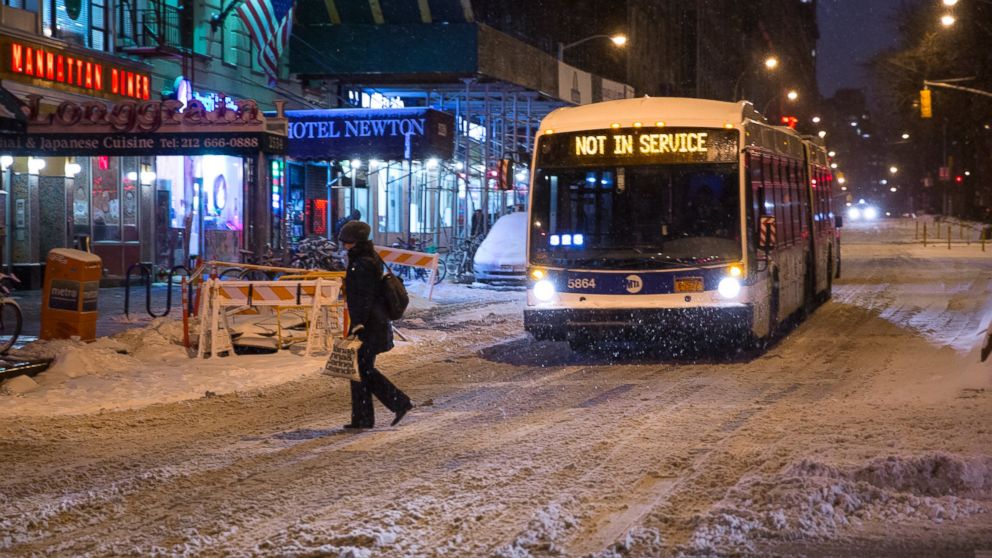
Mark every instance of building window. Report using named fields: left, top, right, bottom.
left=4, top=0, right=38, bottom=11
left=222, top=14, right=239, bottom=65
left=44, top=0, right=108, bottom=50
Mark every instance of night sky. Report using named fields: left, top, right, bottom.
left=817, top=0, right=904, bottom=99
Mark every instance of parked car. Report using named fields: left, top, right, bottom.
left=473, top=212, right=527, bottom=282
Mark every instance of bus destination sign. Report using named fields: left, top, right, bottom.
left=538, top=127, right=739, bottom=167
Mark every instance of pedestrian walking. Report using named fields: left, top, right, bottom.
left=338, top=220, right=413, bottom=429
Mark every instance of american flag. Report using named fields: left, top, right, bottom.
left=236, top=0, right=295, bottom=84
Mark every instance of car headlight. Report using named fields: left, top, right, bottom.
left=863, top=206, right=878, bottom=220
left=718, top=277, right=742, bottom=299
left=533, top=279, right=556, bottom=302
left=848, top=207, right=862, bottom=220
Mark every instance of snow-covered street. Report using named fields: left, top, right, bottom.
left=2, top=218, right=991, bottom=557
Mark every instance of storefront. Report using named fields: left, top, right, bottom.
left=278, top=107, right=456, bottom=248
left=0, top=92, right=286, bottom=282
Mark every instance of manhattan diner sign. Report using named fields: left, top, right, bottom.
left=1, top=36, right=152, bottom=101
left=277, top=107, right=455, bottom=161
left=0, top=95, right=288, bottom=156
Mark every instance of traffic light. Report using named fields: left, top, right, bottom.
left=780, top=116, right=798, bottom=129
left=920, top=89, right=932, bottom=119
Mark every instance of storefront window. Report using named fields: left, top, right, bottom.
left=121, top=156, right=139, bottom=241
left=201, top=155, right=243, bottom=262
left=72, top=160, right=91, bottom=237
left=91, top=155, right=120, bottom=241
left=386, top=162, right=405, bottom=233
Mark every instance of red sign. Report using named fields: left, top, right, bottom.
left=2, top=38, right=150, bottom=101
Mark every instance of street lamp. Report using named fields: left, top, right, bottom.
left=941, top=14, right=956, bottom=27
left=889, top=166, right=899, bottom=174
left=558, top=34, right=627, bottom=61
left=733, top=55, right=779, bottom=100
left=943, top=0, right=959, bottom=6
left=762, top=88, right=798, bottom=115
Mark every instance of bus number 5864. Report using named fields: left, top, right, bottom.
left=567, top=278, right=597, bottom=289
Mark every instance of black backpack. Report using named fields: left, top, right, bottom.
left=377, top=256, right=409, bottom=320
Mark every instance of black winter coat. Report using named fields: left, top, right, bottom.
left=345, top=240, right=394, bottom=354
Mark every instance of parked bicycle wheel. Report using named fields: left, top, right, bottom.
left=0, top=300, right=23, bottom=354
left=432, top=258, right=447, bottom=284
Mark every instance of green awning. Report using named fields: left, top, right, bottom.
left=291, top=23, right=478, bottom=77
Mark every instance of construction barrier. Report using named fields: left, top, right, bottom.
left=196, top=277, right=343, bottom=358
left=375, top=246, right=440, bottom=299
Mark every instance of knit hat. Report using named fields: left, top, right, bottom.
left=338, top=220, right=371, bottom=244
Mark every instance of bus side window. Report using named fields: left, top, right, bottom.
left=749, top=153, right=765, bottom=242
left=792, top=160, right=804, bottom=240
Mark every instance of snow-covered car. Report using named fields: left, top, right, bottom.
left=473, top=212, right=527, bottom=282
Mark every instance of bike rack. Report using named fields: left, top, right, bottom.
left=124, top=262, right=175, bottom=319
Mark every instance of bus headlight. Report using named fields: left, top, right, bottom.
left=533, top=279, right=556, bottom=302
left=863, top=206, right=878, bottom=220
left=718, top=277, right=742, bottom=299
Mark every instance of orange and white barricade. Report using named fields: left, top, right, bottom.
left=196, top=277, right=343, bottom=358
left=375, top=246, right=440, bottom=299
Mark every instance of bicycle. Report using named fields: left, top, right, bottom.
left=220, top=245, right=283, bottom=281
left=390, top=235, right=447, bottom=285
left=445, top=235, right=483, bottom=283
left=0, top=272, right=23, bottom=354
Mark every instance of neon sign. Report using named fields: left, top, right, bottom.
left=4, top=39, right=150, bottom=100
left=538, top=127, right=739, bottom=167
left=575, top=132, right=709, bottom=157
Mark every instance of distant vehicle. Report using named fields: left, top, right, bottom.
left=524, top=97, right=842, bottom=350
left=473, top=212, right=528, bottom=282
left=847, top=199, right=880, bottom=221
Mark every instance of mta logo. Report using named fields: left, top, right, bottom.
left=624, top=275, right=643, bottom=294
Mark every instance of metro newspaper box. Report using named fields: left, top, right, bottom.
left=40, top=248, right=103, bottom=341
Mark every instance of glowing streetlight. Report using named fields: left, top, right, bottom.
left=786, top=90, right=799, bottom=101
left=941, top=14, right=956, bottom=27
left=818, top=130, right=827, bottom=138
left=890, top=187, right=898, bottom=192
left=828, top=150, right=836, bottom=157
left=889, top=166, right=899, bottom=174
left=943, top=0, right=959, bottom=6
left=812, top=116, right=821, bottom=124
left=901, top=133, right=910, bottom=139
left=838, top=177, right=847, bottom=184
left=764, top=56, right=779, bottom=70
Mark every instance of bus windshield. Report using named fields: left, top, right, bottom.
left=530, top=164, right=741, bottom=269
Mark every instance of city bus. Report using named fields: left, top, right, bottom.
left=524, top=97, right=840, bottom=350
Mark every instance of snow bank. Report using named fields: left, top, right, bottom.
left=685, top=453, right=991, bottom=554
left=0, top=317, right=327, bottom=417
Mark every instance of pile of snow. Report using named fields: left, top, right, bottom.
left=686, top=453, right=991, bottom=554
left=0, top=317, right=327, bottom=417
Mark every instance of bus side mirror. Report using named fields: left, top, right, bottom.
left=835, top=215, right=843, bottom=229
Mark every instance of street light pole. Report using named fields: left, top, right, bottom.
left=557, top=34, right=627, bottom=62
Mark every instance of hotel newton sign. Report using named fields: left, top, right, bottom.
left=1, top=36, right=151, bottom=101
